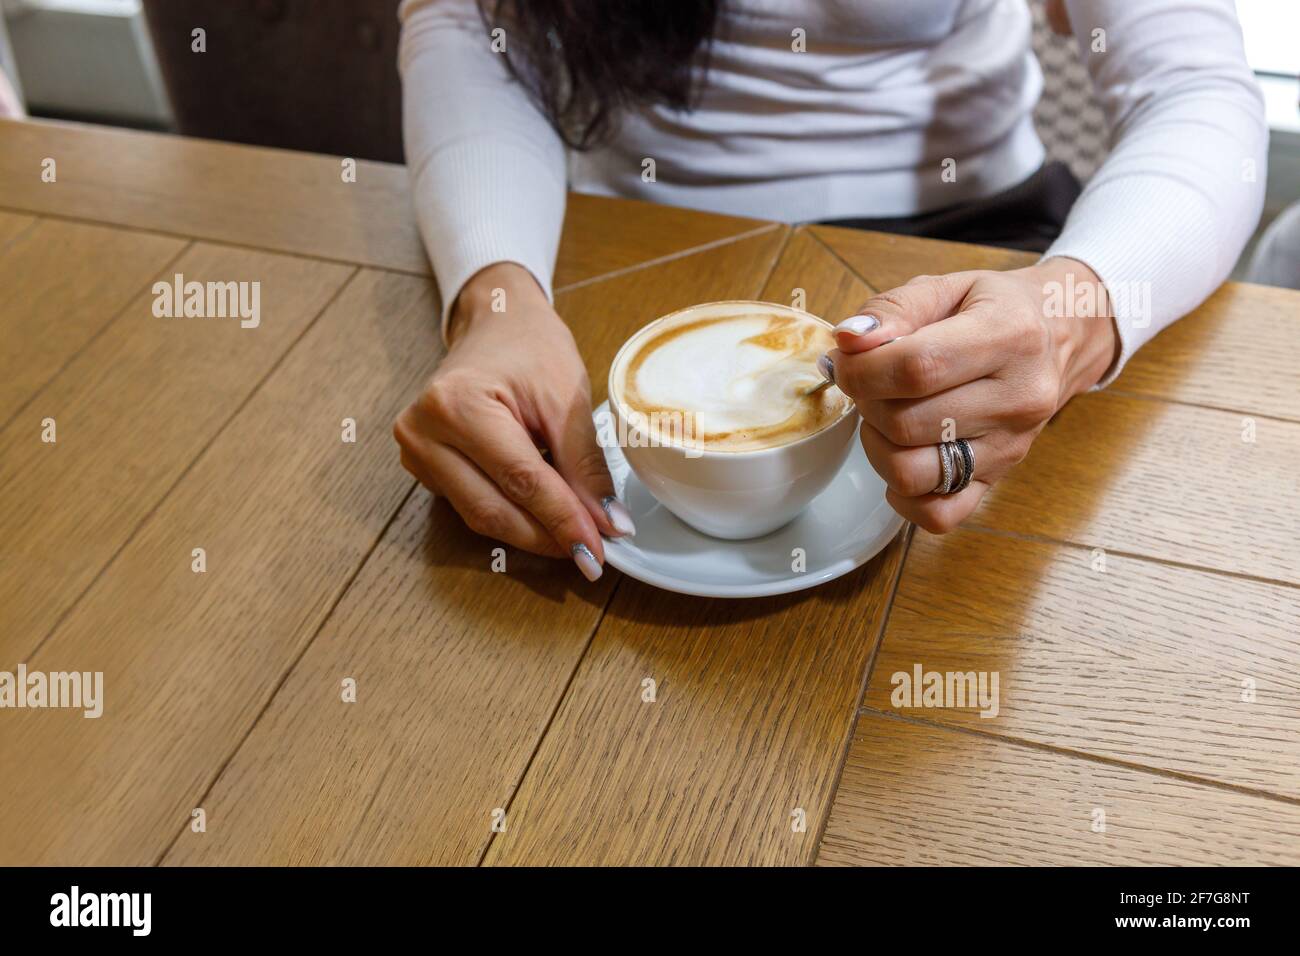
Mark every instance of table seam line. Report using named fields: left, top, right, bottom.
left=806, top=225, right=1035, bottom=291
left=0, top=200, right=782, bottom=297
left=804, top=226, right=882, bottom=295
left=476, top=573, right=626, bottom=867
left=19, top=265, right=361, bottom=669
left=1100, top=386, right=1300, bottom=426
left=2, top=238, right=194, bottom=434
left=153, top=478, right=421, bottom=866
left=753, top=224, right=795, bottom=306
left=480, top=222, right=789, bottom=867
left=853, top=706, right=1300, bottom=810
left=0, top=200, right=435, bottom=276
left=760, top=221, right=894, bottom=867
left=960, top=522, right=1300, bottom=593
left=808, top=523, right=915, bottom=867
left=553, top=223, right=784, bottom=296
left=0, top=211, right=40, bottom=256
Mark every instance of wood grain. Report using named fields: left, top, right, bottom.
left=0, top=243, right=352, bottom=664
left=762, top=226, right=878, bottom=314
left=555, top=197, right=771, bottom=291
left=485, top=534, right=909, bottom=866
left=484, top=233, right=908, bottom=866
left=163, top=491, right=612, bottom=866
left=0, top=209, right=33, bottom=246
left=0, top=268, right=442, bottom=865
left=974, top=390, right=1300, bottom=585
left=163, top=230, right=791, bottom=865
left=0, top=119, right=767, bottom=290
left=818, top=713, right=1300, bottom=866
left=4, top=116, right=1295, bottom=867
left=0, top=219, right=184, bottom=422
left=1111, top=281, right=1300, bottom=421
left=863, top=529, right=1300, bottom=797
left=810, top=225, right=1036, bottom=291
left=0, top=118, right=425, bottom=272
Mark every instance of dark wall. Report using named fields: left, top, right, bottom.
left=142, top=0, right=404, bottom=163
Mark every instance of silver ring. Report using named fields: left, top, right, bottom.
left=951, top=439, right=975, bottom=494
left=933, top=441, right=954, bottom=494
left=933, top=439, right=975, bottom=495
left=947, top=440, right=967, bottom=493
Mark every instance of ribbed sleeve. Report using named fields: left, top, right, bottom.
left=399, top=0, right=568, bottom=338
left=1044, top=0, right=1268, bottom=386
left=398, top=0, right=1267, bottom=360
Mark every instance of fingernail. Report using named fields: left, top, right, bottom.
left=601, top=495, right=637, bottom=536
left=816, top=353, right=836, bottom=385
left=571, top=542, right=602, bottom=581
left=834, top=314, right=880, bottom=336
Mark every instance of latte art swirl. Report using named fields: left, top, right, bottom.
left=613, top=302, right=851, bottom=452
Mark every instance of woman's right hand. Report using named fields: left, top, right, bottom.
left=393, top=263, right=635, bottom=581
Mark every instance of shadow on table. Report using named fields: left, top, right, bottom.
left=420, top=495, right=609, bottom=608
left=602, top=532, right=898, bottom=643
left=413, top=375, right=1164, bottom=634
left=865, top=385, right=1169, bottom=754
left=417, top=488, right=878, bottom=618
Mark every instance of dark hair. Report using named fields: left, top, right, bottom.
left=478, top=0, right=721, bottom=150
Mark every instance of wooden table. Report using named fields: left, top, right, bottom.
left=1, top=118, right=1298, bottom=866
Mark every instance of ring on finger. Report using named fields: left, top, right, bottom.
left=932, top=438, right=976, bottom=495
left=950, top=438, right=975, bottom=494
left=933, top=441, right=955, bottom=494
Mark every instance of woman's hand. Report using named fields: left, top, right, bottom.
left=393, top=263, right=634, bottom=580
left=823, top=257, right=1120, bottom=534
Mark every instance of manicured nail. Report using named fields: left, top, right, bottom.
left=816, top=353, right=836, bottom=385
left=571, top=542, right=602, bottom=581
left=834, top=314, right=880, bottom=336
left=601, top=496, right=636, bottom=536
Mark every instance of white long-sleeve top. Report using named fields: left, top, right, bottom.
left=399, top=0, right=1267, bottom=382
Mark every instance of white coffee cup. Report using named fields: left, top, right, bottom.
left=606, top=301, right=859, bottom=539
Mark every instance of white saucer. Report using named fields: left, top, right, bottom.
left=594, top=403, right=905, bottom=598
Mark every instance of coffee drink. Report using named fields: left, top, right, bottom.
left=612, top=301, right=850, bottom=452
left=607, top=301, right=860, bottom=539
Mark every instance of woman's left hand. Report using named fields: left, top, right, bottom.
left=823, top=257, right=1120, bottom=534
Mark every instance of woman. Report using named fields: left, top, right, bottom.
left=393, top=0, right=1266, bottom=581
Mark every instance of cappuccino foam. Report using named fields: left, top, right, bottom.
left=614, top=302, right=851, bottom=452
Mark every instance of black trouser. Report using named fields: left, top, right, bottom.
left=819, top=161, right=1083, bottom=254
